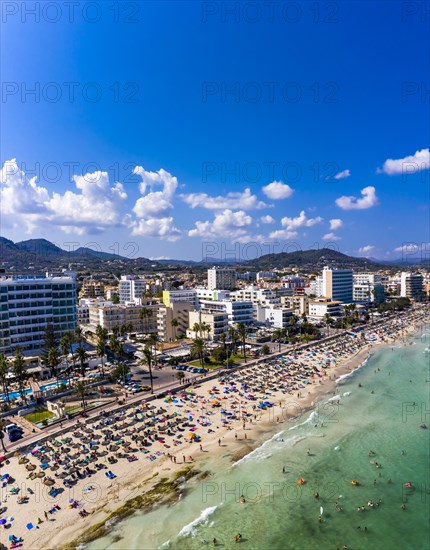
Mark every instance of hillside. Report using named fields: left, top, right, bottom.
left=245, top=248, right=388, bottom=271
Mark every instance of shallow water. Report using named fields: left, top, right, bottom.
left=89, top=328, right=430, bottom=550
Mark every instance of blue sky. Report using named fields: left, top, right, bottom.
left=1, top=1, right=429, bottom=261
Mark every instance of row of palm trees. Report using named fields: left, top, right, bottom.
left=190, top=322, right=249, bottom=366
left=0, top=347, right=26, bottom=407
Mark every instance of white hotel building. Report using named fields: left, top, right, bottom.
left=317, top=267, right=353, bottom=303
left=0, top=272, right=77, bottom=355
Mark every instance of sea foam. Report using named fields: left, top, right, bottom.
left=177, top=505, right=219, bottom=537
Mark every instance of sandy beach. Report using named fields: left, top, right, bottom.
left=0, top=309, right=427, bottom=550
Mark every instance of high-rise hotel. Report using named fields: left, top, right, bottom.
left=0, top=272, right=77, bottom=355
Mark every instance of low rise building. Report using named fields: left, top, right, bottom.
left=162, top=289, right=198, bottom=308
left=187, top=310, right=229, bottom=341
left=79, top=279, right=105, bottom=300
left=87, top=302, right=159, bottom=334
left=157, top=302, right=195, bottom=342
left=308, top=298, right=343, bottom=320
left=255, top=306, right=293, bottom=329
left=199, top=299, right=253, bottom=326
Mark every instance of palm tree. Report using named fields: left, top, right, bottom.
left=272, top=328, right=283, bottom=352
left=75, top=326, right=83, bottom=346
left=76, top=346, right=87, bottom=377
left=176, top=370, right=185, bottom=384
left=13, top=347, right=27, bottom=404
left=60, top=334, right=70, bottom=381
left=64, top=330, right=77, bottom=376
left=109, top=333, right=119, bottom=359
left=170, top=318, right=179, bottom=341
left=220, top=332, right=227, bottom=352
left=0, top=354, right=11, bottom=408
left=96, top=325, right=108, bottom=378
left=261, top=344, right=270, bottom=355
left=140, top=307, right=152, bottom=335
left=323, top=313, right=333, bottom=337
left=147, top=333, right=159, bottom=368
left=201, top=322, right=211, bottom=341
left=74, top=380, right=87, bottom=411
left=191, top=337, right=205, bottom=367
left=47, top=347, right=61, bottom=386
left=0, top=425, right=7, bottom=453
left=237, top=322, right=247, bottom=363
left=192, top=322, right=202, bottom=338
left=141, top=347, right=154, bottom=394
left=228, top=326, right=239, bottom=353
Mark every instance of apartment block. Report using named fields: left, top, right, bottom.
left=317, top=266, right=353, bottom=303
left=157, top=302, right=194, bottom=342
left=207, top=267, right=237, bottom=291
left=400, top=272, right=424, bottom=300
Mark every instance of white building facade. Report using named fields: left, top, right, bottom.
left=400, top=272, right=424, bottom=299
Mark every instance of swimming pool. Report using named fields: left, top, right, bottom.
left=1, top=380, right=70, bottom=402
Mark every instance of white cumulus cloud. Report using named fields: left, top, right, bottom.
left=358, top=245, right=375, bottom=256
left=393, top=243, right=419, bottom=253
left=329, top=219, right=343, bottom=230
left=377, top=148, right=430, bottom=175
left=188, top=209, right=252, bottom=239
left=0, top=159, right=127, bottom=234
left=260, top=215, right=275, bottom=224
left=281, top=210, right=323, bottom=230
left=333, top=169, right=350, bottom=180
left=181, top=188, right=267, bottom=211
left=268, top=229, right=299, bottom=240
left=323, top=232, right=341, bottom=241
left=129, top=167, right=181, bottom=241
left=335, top=186, right=379, bottom=210
left=262, top=181, right=294, bottom=200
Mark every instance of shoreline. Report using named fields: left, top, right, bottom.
left=2, top=312, right=428, bottom=550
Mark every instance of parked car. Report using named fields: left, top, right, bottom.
left=5, top=423, right=23, bottom=435
left=8, top=429, right=23, bottom=442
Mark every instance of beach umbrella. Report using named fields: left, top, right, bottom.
left=0, top=519, right=7, bottom=525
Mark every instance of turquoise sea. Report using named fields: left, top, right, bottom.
left=89, top=327, right=430, bottom=550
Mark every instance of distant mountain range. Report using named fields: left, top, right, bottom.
left=0, top=237, right=154, bottom=271
left=0, top=237, right=426, bottom=273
